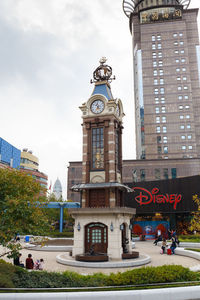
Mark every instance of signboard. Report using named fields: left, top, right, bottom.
left=140, top=7, right=182, bottom=24
left=125, top=175, right=199, bottom=214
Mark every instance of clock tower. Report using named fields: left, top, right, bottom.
left=70, top=58, right=135, bottom=261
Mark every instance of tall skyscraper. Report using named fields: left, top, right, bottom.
left=123, top=0, right=200, bottom=160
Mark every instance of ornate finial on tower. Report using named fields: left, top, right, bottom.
left=90, top=57, right=116, bottom=84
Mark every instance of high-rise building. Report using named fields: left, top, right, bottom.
left=53, top=178, right=63, bottom=200
left=123, top=0, right=200, bottom=160
left=20, top=148, right=48, bottom=190
left=0, top=137, right=21, bottom=169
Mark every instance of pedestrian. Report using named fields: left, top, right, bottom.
left=161, top=237, right=167, bottom=254
left=13, top=253, right=24, bottom=267
left=175, top=235, right=180, bottom=247
left=38, top=259, right=44, bottom=270
left=153, top=234, right=162, bottom=245
left=170, top=237, right=177, bottom=254
left=25, top=254, right=34, bottom=270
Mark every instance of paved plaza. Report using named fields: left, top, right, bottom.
left=1, top=240, right=199, bottom=274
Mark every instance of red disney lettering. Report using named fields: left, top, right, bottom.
left=132, top=187, right=182, bottom=210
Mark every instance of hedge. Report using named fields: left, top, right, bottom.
left=0, top=260, right=199, bottom=289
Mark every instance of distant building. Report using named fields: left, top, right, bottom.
left=20, top=148, right=48, bottom=190
left=0, top=137, right=21, bottom=169
left=53, top=178, right=63, bottom=200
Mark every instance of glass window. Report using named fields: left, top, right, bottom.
left=158, top=52, right=162, bottom=58
left=155, top=168, right=161, bottom=180
left=186, top=115, right=190, bottom=119
left=177, top=77, right=181, bottom=81
left=152, top=44, right=156, bottom=49
left=181, top=135, right=186, bottom=140
left=163, top=126, right=167, bottom=133
left=157, top=136, right=161, bottom=143
left=163, top=146, right=168, bottom=154
left=160, top=87, right=165, bottom=94
left=140, top=169, right=146, bottom=181
left=182, top=145, right=186, bottom=150
left=157, top=146, right=162, bottom=154
left=176, top=59, right=180, bottom=63
left=179, top=105, right=183, bottom=110
left=152, top=35, right=156, bottom=41
left=176, top=68, right=180, bottom=72
left=178, top=95, right=183, bottom=100
left=181, top=58, right=186, bottom=63
left=161, top=97, right=165, bottom=103
left=163, top=136, right=168, bottom=143
left=184, top=86, right=188, bottom=90
left=179, top=33, right=183, bottom=37
left=155, top=97, right=159, bottom=104
left=188, top=145, right=193, bottom=150
left=174, top=41, right=178, bottom=46
left=163, top=168, right=168, bottom=179
left=156, top=126, right=161, bottom=133
left=92, top=127, right=104, bottom=169
left=182, top=67, right=186, bottom=72
left=174, top=50, right=179, bottom=54
left=153, top=61, right=157, bottom=67
left=180, top=41, right=184, bottom=45
left=154, top=70, right=158, bottom=76
left=187, top=124, right=191, bottom=129
left=178, top=86, right=182, bottom=91
left=158, top=44, right=162, bottom=49
left=173, top=33, right=178, bottom=37
left=155, top=107, right=160, bottom=113
left=188, top=135, right=192, bottom=139
left=180, top=125, right=185, bottom=129
left=164, top=156, right=168, bottom=159
left=161, top=106, right=166, bottom=113
left=159, top=69, right=164, bottom=75
left=180, top=50, right=185, bottom=54
left=157, top=35, right=161, bottom=40
left=171, top=168, right=177, bottom=179
left=184, top=95, right=189, bottom=100
left=154, top=88, right=159, bottom=94
left=185, top=105, right=189, bottom=109
left=160, top=78, right=164, bottom=84
left=183, top=76, right=187, bottom=81
left=158, top=61, right=163, bottom=66
left=156, top=116, right=160, bottom=123
left=162, top=116, right=166, bottom=123
left=154, top=79, right=158, bottom=85
left=180, top=115, right=184, bottom=119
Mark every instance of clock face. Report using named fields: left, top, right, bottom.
left=91, top=100, right=105, bottom=114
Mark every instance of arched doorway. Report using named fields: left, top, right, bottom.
left=85, top=223, right=108, bottom=254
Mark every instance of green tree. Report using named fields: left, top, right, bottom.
left=0, top=168, right=48, bottom=258
left=189, top=194, right=200, bottom=233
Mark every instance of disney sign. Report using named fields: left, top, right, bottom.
left=132, top=187, right=182, bottom=210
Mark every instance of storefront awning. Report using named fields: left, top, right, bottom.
left=71, top=182, right=133, bottom=193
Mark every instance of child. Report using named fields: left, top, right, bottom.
left=38, top=259, right=44, bottom=270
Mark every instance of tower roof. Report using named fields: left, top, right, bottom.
left=91, top=58, right=115, bottom=100
left=123, top=0, right=191, bottom=18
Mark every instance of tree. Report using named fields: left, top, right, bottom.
left=189, top=194, right=200, bottom=233
left=0, top=168, right=48, bottom=258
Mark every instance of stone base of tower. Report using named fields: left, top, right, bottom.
left=69, top=207, right=136, bottom=260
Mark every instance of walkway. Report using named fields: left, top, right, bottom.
left=1, top=240, right=199, bottom=274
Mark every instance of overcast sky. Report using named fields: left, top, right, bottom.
left=0, top=0, right=199, bottom=199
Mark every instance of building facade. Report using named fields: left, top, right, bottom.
left=123, top=0, right=200, bottom=160
left=0, top=137, right=21, bottom=169
left=20, top=148, right=48, bottom=190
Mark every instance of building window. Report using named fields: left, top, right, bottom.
left=179, top=105, right=183, bottom=110
left=161, top=97, right=165, bottom=103
left=176, top=59, right=180, bottom=63
left=156, top=116, right=160, bottom=123
left=178, top=86, right=182, bottom=91
left=155, top=168, right=161, bottom=180
left=154, top=70, right=158, bottom=76
left=185, top=105, right=189, bottom=109
left=179, top=33, right=183, bottom=37
left=153, top=61, right=157, bottom=67
left=154, top=88, right=159, bottom=94
left=171, top=168, right=177, bottom=179
left=177, top=77, right=181, bottom=81
left=160, top=87, right=165, bottom=94
left=163, top=168, right=168, bottom=179
left=186, top=115, right=190, bottom=119
left=163, top=146, right=168, bottom=154
left=157, top=136, right=161, bottom=143
left=157, top=35, right=161, bottom=41
left=174, top=50, right=179, bottom=54
left=180, top=41, right=184, bottom=45
left=163, top=136, right=168, bottom=143
left=152, top=35, right=156, bottom=41
left=182, top=145, right=186, bottom=150
left=160, top=78, right=164, bottom=84
left=162, top=116, right=166, bottom=123
left=92, top=127, right=104, bottom=169
left=184, top=95, right=189, bottom=100
left=159, top=69, right=164, bottom=75
left=163, top=126, right=167, bottom=133
left=158, top=44, right=162, bottom=49
left=182, top=67, right=186, bottom=72
left=181, top=135, right=186, bottom=140
left=188, top=145, right=193, bottom=150
left=156, top=126, right=161, bottom=133
left=173, top=33, right=178, bottom=37
left=180, top=115, right=184, bottom=119
left=187, top=124, right=191, bottom=129
left=181, top=58, right=186, bottom=63
left=184, top=86, right=188, bottom=90
left=180, top=125, right=185, bottom=129
left=154, top=79, right=158, bottom=85
left=183, top=76, right=187, bottom=81
left=158, top=61, right=163, bottom=66
left=157, top=146, right=162, bottom=154
left=155, top=107, right=160, bottom=113
left=180, top=50, right=185, bottom=54
left=174, top=41, right=178, bottom=46
left=176, top=68, right=180, bottom=72
left=161, top=106, right=166, bottom=113
left=188, top=135, right=192, bottom=139
left=140, top=169, right=146, bottom=181
left=158, top=52, right=162, bottom=58
left=155, top=97, right=159, bottom=104
left=178, top=95, right=183, bottom=100
left=152, top=44, right=156, bottom=49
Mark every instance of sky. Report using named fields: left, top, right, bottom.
left=0, top=0, right=199, bottom=199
